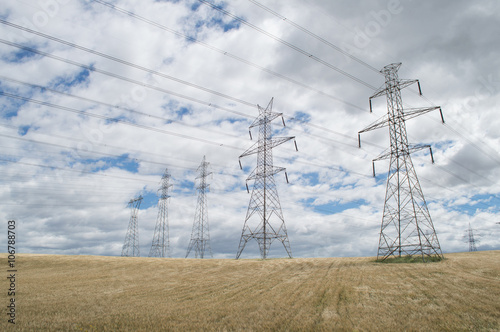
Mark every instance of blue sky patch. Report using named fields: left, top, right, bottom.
left=139, top=191, right=160, bottom=210
left=302, top=197, right=367, bottom=215
left=74, top=155, right=140, bottom=173
left=175, top=106, right=192, bottom=119
left=3, top=48, right=39, bottom=63
left=293, top=111, right=311, bottom=123
left=207, top=17, right=240, bottom=32
left=190, top=2, right=201, bottom=11
left=301, top=172, right=319, bottom=185
left=189, top=1, right=240, bottom=34
left=50, top=69, right=91, bottom=90
left=433, top=139, right=455, bottom=151
left=0, top=95, right=28, bottom=119
left=17, top=125, right=30, bottom=136
left=449, top=193, right=500, bottom=216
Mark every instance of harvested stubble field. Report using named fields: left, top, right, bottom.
left=1, top=251, right=499, bottom=331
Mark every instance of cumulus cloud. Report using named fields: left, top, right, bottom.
left=0, top=0, right=499, bottom=258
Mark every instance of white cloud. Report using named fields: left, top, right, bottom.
left=0, top=0, right=499, bottom=258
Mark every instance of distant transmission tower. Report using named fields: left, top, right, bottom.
left=186, top=156, right=213, bottom=258
left=464, top=223, right=479, bottom=252
left=358, top=63, right=445, bottom=262
left=149, top=169, right=172, bottom=258
left=121, top=195, right=143, bottom=257
left=236, top=98, right=297, bottom=259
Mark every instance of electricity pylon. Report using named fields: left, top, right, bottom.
left=149, top=169, right=172, bottom=258
left=121, top=195, right=143, bottom=257
left=464, top=223, right=479, bottom=252
left=358, top=62, right=444, bottom=262
left=186, top=156, right=213, bottom=258
left=236, top=98, right=297, bottom=259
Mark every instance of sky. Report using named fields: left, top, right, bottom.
left=0, top=0, right=499, bottom=259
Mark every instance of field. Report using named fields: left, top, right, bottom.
left=1, top=251, right=499, bottom=331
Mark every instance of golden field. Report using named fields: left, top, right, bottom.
left=1, top=251, right=499, bottom=331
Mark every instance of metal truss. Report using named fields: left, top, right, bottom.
left=186, top=156, right=213, bottom=258
left=236, top=98, right=297, bottom=259
left=465, top=223, right=479, bottom=252
left=121, top=195, right=143, bottom=257
left=149, top=169, right=172, bottom=258
left=358, top=63, right=444, bottom=262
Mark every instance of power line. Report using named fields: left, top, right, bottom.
left=0, top=91, right=243, bottom=150
left=5, top=1, right=379, bottom=146
left=0, top=131, right=248, bottom=179
left=444, top=121, right=500, bottom=167
left=0, top=156, right=159, bottom=184
left=0, top=122, right=255, bottom=179
left=1, top=38, right=369, bottom=151
left=91, top=0, right=366, bottom=111
left=405, top=80, right=500, bottom=167
left=0, top=19, right=256, bottom=109
left=0, top=74, right=373, bottom=161
left=0, top=38, right=250, bottom=119
left=0, top=122, right=216, bottom=171
left=1, top=3, right=496, bottom=224
left=198, top=0, right=378, bottom=90
left=0, top=133, right=199, bottom=171
left=0, top=75, right=246, bottom=141
left=2, top=93, right=496, bottom=215
left=247, top=0, right=381, bottom=74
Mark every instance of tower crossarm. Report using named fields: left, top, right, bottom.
left=358, top=114, right=389, bottom=147
left=358, top=107, right=444, bottom=148
left=408, top=144, right=434, bottom=162
left=369, top=85, right=390, bottom=100
left=403, top=106, right=445, bottom=123
left=368, top=79, right=419, bottom=108
left=371, top=144, right=434, bottom=176
left=239, top=136, right=296, bottom=160
left=245, top=166, right=287, bottom=181
left=249, top=111, right=284, bottom=130
left=196, top=167, right=212, bottom=181
left=129, top=196, right=143, bottom=207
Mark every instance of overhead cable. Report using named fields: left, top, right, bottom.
left=91, top=0, right=366, bottom=111
left=247, top=0, right=381, bottom=73
left=197, top=0, right=378, bottom=90
left=0, top=19, right=256, bottom=109
left=0, top=91, right=243, bottom=150
left=0, top=38, right=251, bottom=119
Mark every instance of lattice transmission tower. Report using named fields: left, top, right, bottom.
left=236, top=98, right=297, bottom=259
left=186, top=156, right=213, bottom=258
left=149, top=169, right=172, bottom=258
left=464, top=222, right=479, bottom=252
left=358, top=62, right=445, bottom=262
left=121, top=195, right=143, bottom=257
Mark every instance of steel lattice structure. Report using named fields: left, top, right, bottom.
left=121, top=195, right=143, bottom=257
left=465, top=223, right=478, bottom=252
left=149, top=169, right=172, bottom=258
left=236, top=98, right=297, bottom=259
left=358, top=63, right=444, bottom=262
left=186, top=156, right=213, bottom=258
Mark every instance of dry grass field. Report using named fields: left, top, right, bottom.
left=1, top=251, right=499, bottom=331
